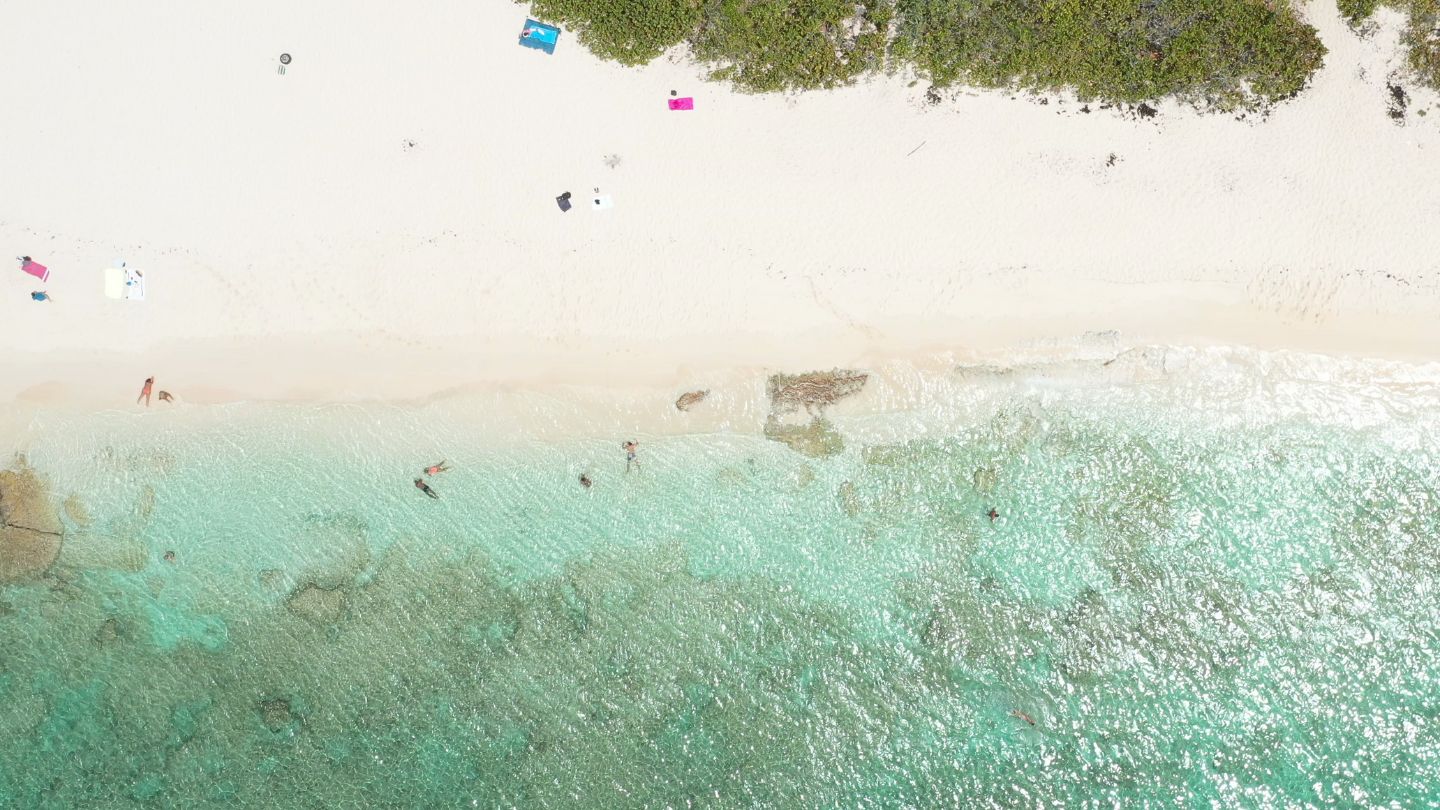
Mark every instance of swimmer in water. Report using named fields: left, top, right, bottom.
left=579, top=473, right=592, bottom=488
left=424, top=461, right=450, bottom=476
left=414, top=478, right=439, bottom=499
left=163, top=550, right=175, bottom=563
left=1010, top=709, right=1036, bottom=726
left=987, top=507, right=999, bottom=522
left=623, top=441, right=639, bottom=472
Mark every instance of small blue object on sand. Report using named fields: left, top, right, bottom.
left=518, top=19, right=561, bottom=54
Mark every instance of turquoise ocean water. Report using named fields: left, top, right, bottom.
left=2, top=346, right=1440, bottom=807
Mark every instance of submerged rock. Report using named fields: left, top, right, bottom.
left=972, top=466, right=998, bottom=493
left=94, top=616, right=125, bottom=645
left=764, top=417, right=845, bottom=458
left=767, top=370, right=868, bottom=415
left=1, top=460, right=63, bottom=582
left=0, top=526, right=61, bottom=583
left=259, top=698, right=294, bottom=732
left=55, top=532, right=147, bottom=573
left=862, top=444, right=909, bottom=467
left=293, top=514, right=371, bottom=590
left=258, top=569, right=285, bottom=591
left=62, top=494, right=92, bottom=526
left=285, top=582, right=349, bottom=625
left=137, top=486, right=156, bottom=520
left=837, top=481, right=861, bottom=517
left=675, top=390, right=709, bottom=411
left=0, top=459, right=63, bottom=535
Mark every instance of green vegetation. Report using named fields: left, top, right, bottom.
left=693, top=0, right=893, bottom=92
left=1395, top=0, right=1440, bottom=87
left=896, top=0, right=1324, bottom=108
left=1338, top=0, right=1381, bottom=25
left=521, top=0, right=1326, bottom=109
left=528, top=0, right=702, bottom=65
left=1342, top=0, right=1440, bottom=88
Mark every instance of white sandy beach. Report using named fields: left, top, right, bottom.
left=2, top=0, right=1439, bottom=407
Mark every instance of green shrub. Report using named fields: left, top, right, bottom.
left=519, top=0, right=1327, bottom=108
left=692, top=0, right=894, bottom=92
left=529, top=0, right=702, bottom=65
left=1394, top=0, right=1440, bottom=87
left=1338, top=0, right=1381, bottom=24
left=896, top=0, right=1325, bottom=109
left=1334, top=0, right=1440, bottom=89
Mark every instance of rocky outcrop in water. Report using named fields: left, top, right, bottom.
left=675, top=390, right=709, bottom=411
left=0, top=459, right=63, bottom=583
left=286, top=582, right=349, bottom=624
left=260, top=697, right=295, bottom=732
left=763, top=417, right=846, bottom=458
left=94, top=617, right=125, bottom=645
left=763, top=370, right=868, bottom=456
left=767, top=370, right=868, bottom=415
left=63, top=494, right=92, bottom=526
left=56, top=532, right=148, bottom=573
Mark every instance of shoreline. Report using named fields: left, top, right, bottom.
left=5, top=295, right=1440, bottom=408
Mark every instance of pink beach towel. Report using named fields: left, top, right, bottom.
left=20, top=260, right=49, bottom=283
left=668, top=97, right=694, bottom=111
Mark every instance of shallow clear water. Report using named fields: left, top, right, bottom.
left=3, top=347, right=1440, bottom=807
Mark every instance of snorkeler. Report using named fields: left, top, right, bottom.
left=987, top=507, right=999, bottom=522
left=414, top=478, right=439, bottom=499
left=424, top=461, right=450, bottom=476
left=579, top=473, right=593, bottom=488
left=1010, top=709, right=1036, bottom=726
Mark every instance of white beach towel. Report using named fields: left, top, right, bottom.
left=124, top=269, right=146, bottom=301
left=104, top=267, right=125, bottom=299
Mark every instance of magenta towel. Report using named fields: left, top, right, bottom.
left=668, top=97, right=694, bottom=111
left=21, top=260, right=49, bottom=282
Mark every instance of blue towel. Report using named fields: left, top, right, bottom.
left=519, top=19, right=561, bottom=54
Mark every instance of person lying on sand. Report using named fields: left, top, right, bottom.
left=414, top=478, right=439, bottom=499
left=424, top=461, right=450, bottom=476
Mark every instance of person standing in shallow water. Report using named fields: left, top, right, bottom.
left=623, top=441, right=639, bottom=472
left=137, top=376, right=155, bottom=406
